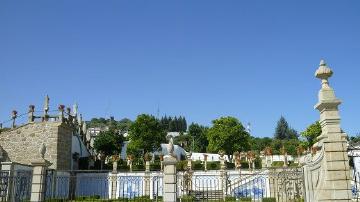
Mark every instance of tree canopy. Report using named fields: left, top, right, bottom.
left=93, top=130, right=124, bottom=156
left=160, top=116, right=187, bottom=132
left=86, top=117, right=133, bottom=134
left=274, top=116, right=298, bottom=140
left=207, top=117, right=251, bottom=156
left=301, top=121, right=322, bottom=148
left=188, top=123, right=209, bottom=153
left=127, top=114, right=166, bottom=157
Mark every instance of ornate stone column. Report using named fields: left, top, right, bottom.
left=303, top=60, right=352, bottom=201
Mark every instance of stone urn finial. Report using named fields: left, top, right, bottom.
left=44, top=95, right=50, bottom=113
left=315, top=59, right=333, bottom=89
left=39, top=143, right=46, bottom=159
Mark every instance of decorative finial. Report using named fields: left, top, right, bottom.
left=39, top=143, right=46, bottom=159
left=44, top=95, right=50, bottom=114
left=73, top=103, right=78, bottom=116
left=315, top=59, right=333, bottom=89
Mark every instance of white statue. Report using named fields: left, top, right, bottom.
left=167, top=137, right=175, bottom=157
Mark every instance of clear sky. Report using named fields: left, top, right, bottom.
left=0, top=1, right=359, bottom=137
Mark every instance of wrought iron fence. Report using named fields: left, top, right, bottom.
left=177, top=168, right=304, bottom=202
left=0, top=170, right=32, bottom=202
left=352, top=169, right=360, bottom=201
left=45, top=170, right=110, bottom=201
left=44, top=170, right=163, bottom=202
left=117, top=173, right=163, bottom=201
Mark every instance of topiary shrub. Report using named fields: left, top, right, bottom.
left=225, top=196, right=236, bottom=201
left=180, top=195, right=195, bottom=202
left=238, top=197, right=252, bottom=202
left=193, top=160, right=203, bottom=170
left=271, top=161, right=284, bottom=167
left=207, top=161, right=220, bottom=170
left=150, top=161, right=161, bottom=171
left=226, top=162, right=235, bottom=169
left=262, top=197, right=276, bottom=202
left=255, top=157, right=262, bottom=169
left=240, top=161, right=249, bottom=169
left=176, top=160, right=187, bottom=171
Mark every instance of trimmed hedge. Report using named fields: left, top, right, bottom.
left=238, top=197, right=252, bottom=202
left=262, top=197, right=276, bottom=202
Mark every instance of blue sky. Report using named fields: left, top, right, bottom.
left=0, top=1, right=359, bottom=137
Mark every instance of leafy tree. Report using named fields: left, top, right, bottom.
left=250, top=137, right=273, bottom=152
left=270, top=138, right=301, bottom=156
left=93, top=130, right=124, bottom=156
left=160, top=115, right=187, bottom=132
left=207, top=117, right=251, bottom=159
left=301, top=121, right=322, bottom=148
left=87, top=117, right=133, bottom=134
left=188, top=123, right=208, bottom=152
left=127, top=114, right=166, bottom=157
left=349, top=133, right=360, bottom=145
left=274, top=116, right=298, bottom=140
left=174, top=133, right=192, bottom=151
left=117, top=118, right=133, bottom=134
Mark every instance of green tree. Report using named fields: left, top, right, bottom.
left=301, top=121, right=322, bottom=148
left=127, top=114, right=166, bottom=157
left=93, top=130, right=124, bottom=156
left=207, top=117, right=251, bottom=158
left=274, top=116, right=298, bottom=140
left=270, top=138, right=301, bottom=156
left=174, top=133, right=192, bottom=151
left=117, top=118, right=133, bottom=133
left=188, top=123, right=208, bottom=152
left=250, top=137, right=273, bottom=152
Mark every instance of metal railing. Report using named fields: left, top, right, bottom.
left=0, top=170, right=32, bottom=202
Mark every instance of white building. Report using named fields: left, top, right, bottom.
left=191, top=152, right=230, bottom=162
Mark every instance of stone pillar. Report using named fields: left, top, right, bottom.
left=186, top=152, right=192, bottom=171
left=110, top=162, right=118, bottom=200
left=303, top=60, right=352, bottom=201
left=160, top=155, right=164, bottom=171
left=30, top=160, right=51, bottom=202
left=163, top=155, right=177, bottom=202
left=283, top=153, right=288, bottom=168
left=203, top=154, right=208, bottom=171
left=219, top=151, right=227, bottom=200
left=144, top=161, right=151, bottom=196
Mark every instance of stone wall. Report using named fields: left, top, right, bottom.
left=0, top=121, right=73, bottom=170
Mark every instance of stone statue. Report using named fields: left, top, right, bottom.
left=39, top=143, right=46, bottom=159
left=44, top=95, right=50, bottom=115
left=167, top=137, right=175, bottom=157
